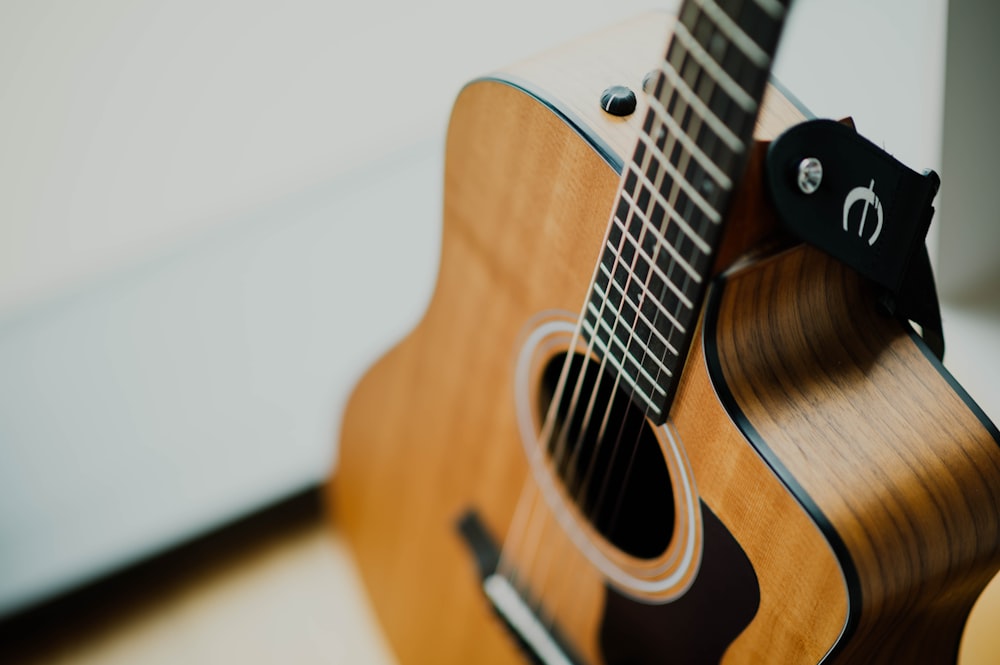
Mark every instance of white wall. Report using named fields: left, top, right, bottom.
left=0, top=0, right=657, bottom=317
left=4, top=0, right=995, bottom=619
left=937, top=0, right=1000, bottom=298
left=0, top=0, right=660, bottom=619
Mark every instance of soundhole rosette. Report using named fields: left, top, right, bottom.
left=514, top=312, right=704, bottom=601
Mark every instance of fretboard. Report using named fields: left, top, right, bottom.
left=582, top=0, right=791, bottom=423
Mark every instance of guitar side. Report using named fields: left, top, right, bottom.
left=708, top=244, right=1000, bottom=663
left=328, top=13, right=1000, bottom=664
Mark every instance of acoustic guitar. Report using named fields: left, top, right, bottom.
left=328, top=3, right=1000, bottom=663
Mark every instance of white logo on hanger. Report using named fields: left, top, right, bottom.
left=843, top=178, right=883, bottom=246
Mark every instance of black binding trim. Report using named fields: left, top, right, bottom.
left=473, top=74, right=806, bottom=178
left=905, top=326, right=1000, bottom=446
left=701, top=279, right=861, bottom=663
left=472, top=72, right=878, bottom=659
left=470, top=75, right=625, bottom=174
left=767, top=75, right=816, bottom=121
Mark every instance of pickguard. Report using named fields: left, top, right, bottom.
left=599, top=501, right=760, bottom=664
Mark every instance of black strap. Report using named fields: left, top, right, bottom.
left=765, top=119, right=945, bottom=360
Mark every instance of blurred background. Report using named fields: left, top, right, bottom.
left=0, top=0, right=997, bottom=660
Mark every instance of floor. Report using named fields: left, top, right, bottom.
left=1, top=491, right=395, bottom=665
left=3, top=489, right=999, bottom=664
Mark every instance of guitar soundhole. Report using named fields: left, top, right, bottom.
left=539, top=352, right=674, bottom=559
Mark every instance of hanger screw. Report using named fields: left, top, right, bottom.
left=600, top=85, right=637, bottom=117
left=797, top=157, right=823, bottom=194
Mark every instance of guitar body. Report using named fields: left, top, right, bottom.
left=329, top=13, right=1000, bottom=664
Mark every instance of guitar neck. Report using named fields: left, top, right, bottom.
left=582, top=0, right=790, bottom=423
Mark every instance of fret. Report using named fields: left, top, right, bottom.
left=591, top=280, right=680, bottom=357
left=754, top=0, right=787, bottom=21
left=670, top=5, right=771, bottom=140
left=629, top=152, right=713, bottom=255
left=693, top=0, right=786, bottom=50
left=716, top=0, right=788, bottom=59
left=585, top=302, right=674, bottom=382
left=681, top=1, right=773, bottom=116
left=597, top=262, right=687, bottom=334
left=577, top=0, right=790, bottom=423
left=606, top=237, right=694, bottom=318
left=646, top=124, right=733, bottom=220
left=643, top=141, right=729, bottom=224
left=656, top=64, right=743, bottom=154
left=581, top=319, right=664, bottom=417
left=635, top=127, right=727, bottom=231
left=587, top=291, right=676, bottom=366
left=619, top=184, right=709, bottom=282
left=609, top=193, right=710, bottom=312
left=633, top=118, right=722, bottom=225
left=644, top=95, right=732, bottom=191
left=616, top=192, right=703, bottom=286
left=614, top=188, right=685, bottom=261
left=606, top=220, right=694, bottom=309
left=637, top=153, right=724, bottom=264
left=696, top=0, right=770, bottom=69
left=646, top=101, right=732, bottom=200
left=672, top=21, right=756, bottom=113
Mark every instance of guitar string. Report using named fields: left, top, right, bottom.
left=493, top=90, right=662, bottom=608
left=544, top=73, right=721, bottom=626
left=562, top=2, right=781, bottom=623
left=495, top=0, right=776, bottom=638
left=494, top=184, right=628, bottom=593
left=492, top=134, right=657, bottom=622
left=593, top=81, right=723, bottom=545
left=595, top=0, right=776, bottom=548
left=538, top=0, right=775, bottom=628
left=555, top=0, right=747, bottom=532
left=570, top=6, right=777, bottom=612
left=550, top=0, right=730, bottom=582
left=527, top=36, right=726, bottom=628
left=492, top=183, right=628, bottom=590
left=569, top=90, right=710, bottom=530
left=500, top=1, right=726, bottom=623
left=524, top=203, right=650, bottom=626
left=543, top=11, right=709, bottom=539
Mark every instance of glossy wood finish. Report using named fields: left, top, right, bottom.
left=329, top=11, right=1000, bottom=665
left=714, top=245, right=1000, bottom=663
left=332, top=79, right=606, bottom=665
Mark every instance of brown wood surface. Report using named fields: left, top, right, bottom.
left=671, top=318, right=850, bottom=663
left=716, top=246, right=1000, bottom=663
left=329, top=10, right=1000, bottom=665
left=331, top=74, right=614, bottom=665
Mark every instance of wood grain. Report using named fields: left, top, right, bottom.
left=715, top=245, right=1000, bottom=663
left=329, top=10, right=1000, bottom=665
left=670, top=316, right=851, bottom=663
left=331, top=73, right=614, bottom=665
